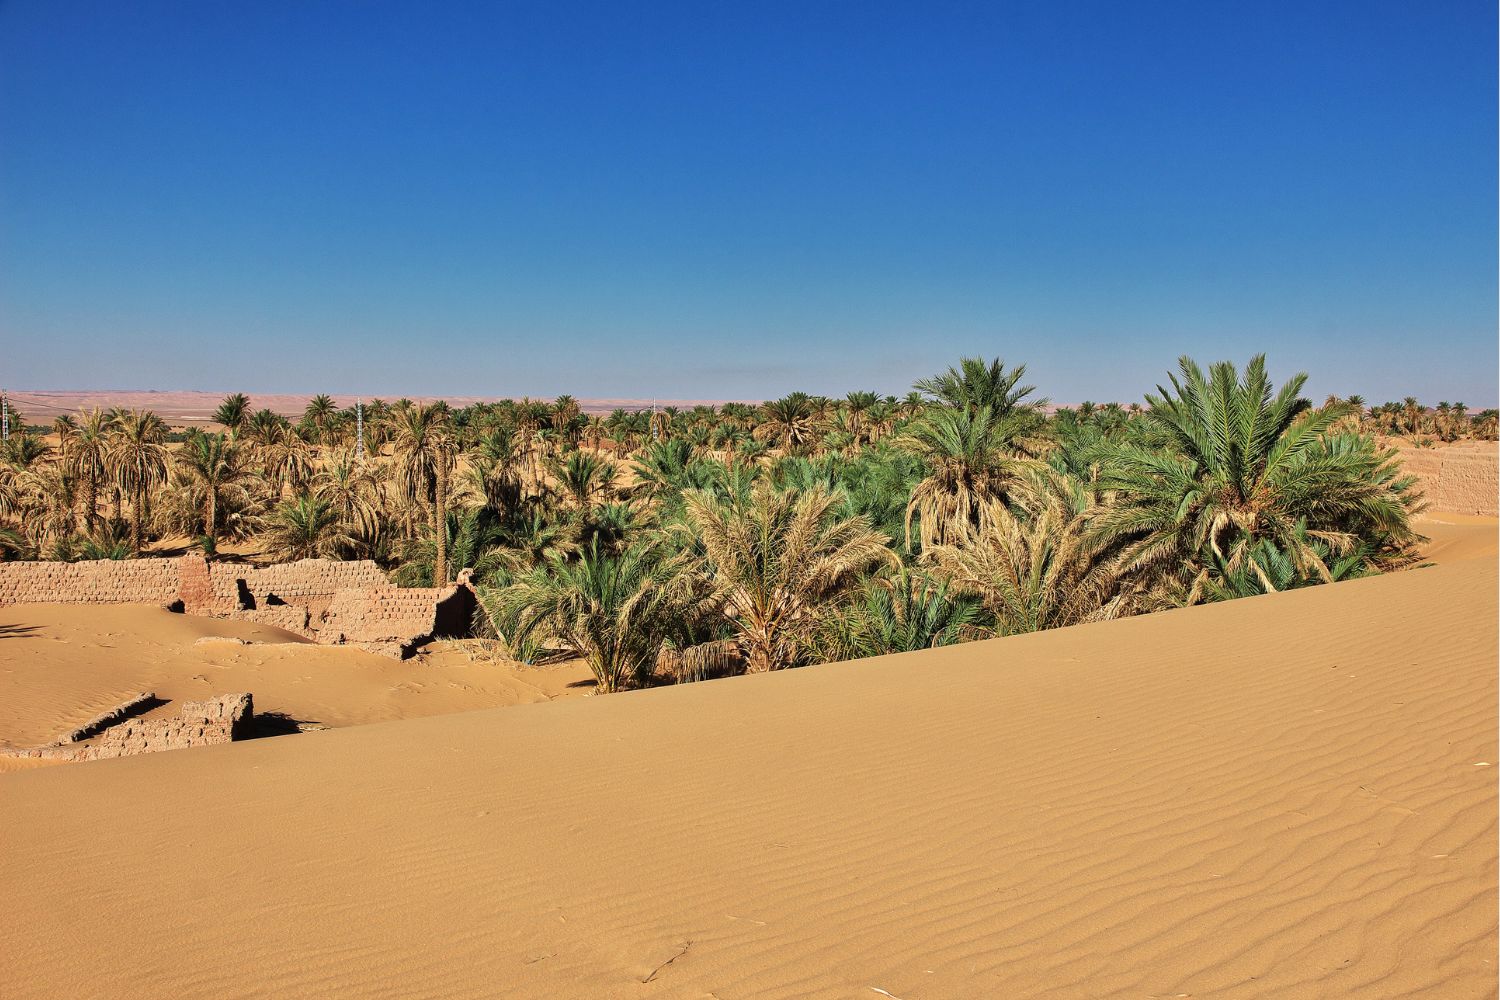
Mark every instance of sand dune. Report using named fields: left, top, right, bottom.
left=1, top=555, right=1494, bottom=999
left=1417, top=513, right=1499, bottom=564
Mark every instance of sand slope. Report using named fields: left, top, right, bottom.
left=2, top=558, right=1496, bottom=999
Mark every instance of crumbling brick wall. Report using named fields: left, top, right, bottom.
left=206, top=559, right=391, bottom=614
left=0, top=558, right=181, bottom=606
left=321, top=586, right=449, bottom=657
left=82, top=693, right=253, bottom=760
left=0, top=693, right=253, bottom=763
left=0, top=554, right=476, bottom=658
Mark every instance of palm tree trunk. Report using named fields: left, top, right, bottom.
left=131, top=481, right=144, bottom=555
left=434, top=464, right=448, bottom=586
left=206, top=486, right=217, bottom=542
left=78, top=471, right=96, bottom=534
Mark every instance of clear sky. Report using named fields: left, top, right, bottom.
left=2, top=1, right=1495, bottom=404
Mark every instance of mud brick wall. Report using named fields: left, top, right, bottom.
left=1, top=693, right=253, bottom=762
left=321, top=587, right=449, bottom=657
left=80, top=693, right=253, bottom=761
left=208, top=559, right=392, bottom=612
left=1397, top=444, right=1498, bottom=516
left=0, top=558, right=181, bottom=607
left=231, top=605, right=313, bottom=637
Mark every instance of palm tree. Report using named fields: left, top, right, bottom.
left=902, top=405, right=1032, bottom=550
left=499, top=541, right=706, bottom=692
left=176, top=432, right=256, bottom=543
left=67, top=409, right=110, bottom=532
left=303, top=394, right=337, bottom=444
left=678, top=481, right=896, bottom=672
left=755, top=394, right=817, bottom=452
left=914, top=356, right=1048, bottom=417
left=106, top=409, right=169, bottom=554
left=549, top=450, right=617, bottom=513
left=811, top=566, right=985, bottom=660
left=314, top=449, right=379, bottom=527
left=387, top=402, right=455, bottom=583
left=14, top=463, right=77, bottom=551
left=927, top=468, right=1130, bottom=634
left=51, top=415, right=78, bottom=463
left=263, top=492, right=350, bottom=560
left=212, top=393, right=250, bottom=436
left=1, top=432, right=48, bottom=471
left=1089, top=356, right=1422, bottom=593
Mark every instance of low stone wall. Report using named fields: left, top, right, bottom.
left=322, top=585, right=474, bottom=657
left=206, top=559, right=391, bottom=615
left=1396, top=443, right=1498, bottom=516
left=0, top=559, right=180, bottom=607
left=1, top=693, right=253, bottom=763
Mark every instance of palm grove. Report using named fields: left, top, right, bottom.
left=0, top=356, right=1455, bottom=691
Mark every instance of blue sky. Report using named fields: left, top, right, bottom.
left=2, top=1, right=1495, bottom=404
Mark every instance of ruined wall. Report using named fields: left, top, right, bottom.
left=0, top=558, right=181, bottom=607
left=1397, top=443, right=1498, bottom=517
left=0, top=553, right=477, bottom=657
left=321, top=586, right=456, bottom=657
left=206, top=559, right=391, bottom=614
left=81, top=693, right=253, bottom=760
left=1, top=693, right=253, bottom=763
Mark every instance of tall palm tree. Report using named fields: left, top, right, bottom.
left=106, top=409, right=169, bottom=554
left=548, top=450, right=617, bottom=513
left=14, top=463, right=77, bottom=552
left=387, top=402, right=455, bottom=583
left=314, top=449, right=379, bottom=527
left=902, top=405, right=1032, bottom=550
left=1089, top=356, right=1422, bottom=592
left=176, top=432, right=256, bottom=543
left=914, top=356, right=1048, bottom=417
left=212, top=393, right=250, bottom=436
left=678, top=481, right=896, bottom=672
left=67, top=409, right=111, bottom=532
left=303, top=394, right=337, bottom=444
left=755, top=394, right=817, bottom=453
left=51, top=415, right=78, bottom=463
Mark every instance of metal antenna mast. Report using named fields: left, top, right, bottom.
left=2, top=391, right=8, bottom=442
left=355, top=398, right=365, bottom=460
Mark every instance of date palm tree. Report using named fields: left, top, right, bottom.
left=498, top=540, right=707, bottom=692
left=1089, top=356, right=1422, bottom=592
left=811, top=566, right=986, bottom=660
left=755, top=394, right=817, bottom=453
left=67, top=409, right=111, bottom=532
left=51, top=415, right=78, bottom=463
left=106, top=409, right=169, bottom=554
left=388, top=402, right=455, bottom=583
left=548, top=450, right=617, bottom=514
left=927, top=467, right=1130, bottom=634
left=264, top=492, right=350, bottom=560
left=212, top=393, right=250, bottom=436
left=678, top=481, right=896, bottom=672
left=176, top=431, right=256, bottom=543
left=914, top=356, right=1048, bottom=418
left=902, top=405, right=1033, bottom=551
left=302, top=394, right=337, bottom=444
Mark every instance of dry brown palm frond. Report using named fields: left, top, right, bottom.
left=926, top=467, right=1133, bottom=635
left=678, top=480, right=897, bottom=672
